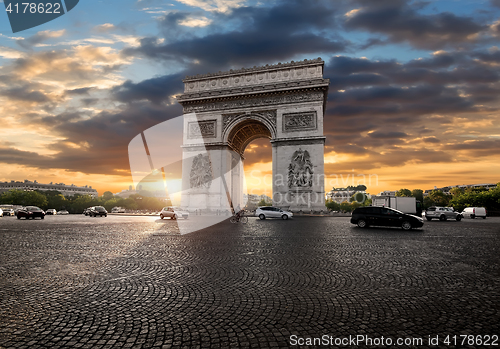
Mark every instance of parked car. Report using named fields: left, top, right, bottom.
left=111, top=207, right=126, bottom=213
left=160, top=207, right=189, bottom=220
left=17, top=206, right=45, bottom=219
left=255, top=206, right=293, bottom=220
left=89, top=206, right=107, bottom=217
left=425, top=206, right=462, bottom=221
left=351, top=206, right=424, bottom=230
left=46, top=209, right=57, bottom=215
left=57, top=210, right=69, bottom=215
left=0, top=208, right=3, bottom=217
left=83, top=207, right=92, bottom=216
left=0, top=206, right=14, bottom=216
left=461, top=207, right=487, bottom=219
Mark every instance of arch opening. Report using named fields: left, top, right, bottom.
left=227, top=119, right=272, bottom=156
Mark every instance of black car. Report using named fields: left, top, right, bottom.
left=17, top=206, right=45, bottom=220
left=89, top=206, right=107, bottom=217
left=351, top=206, right=424, bottom=230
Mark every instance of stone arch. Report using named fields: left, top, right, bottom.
left=178, top=59, right=329, bottom=212
left=225, top=118, right=273, bottom=156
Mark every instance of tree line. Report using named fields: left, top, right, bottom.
left=395, top=184, right=500, bottom=214
left=0, top=189, right=170, bottom=214
left=324, top=183, right=500, bottom=214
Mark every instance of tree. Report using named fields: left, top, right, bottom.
left=450, top=187, right=464, bottom=197
left=103, top=198, right=120, bottom=211
left=46, top=193, right=67, bottom=210
left=396, top=188, right=412, bottom=197
left=411, top=189, right=424, bottom=203
left=340, top=201, right=351, bottom=212
left=325, top=199, right=340, bottom=211
left=102, top=191, right=114, bottom=201
left=352, top=192, right=367, bottom=203
left=258, top=198, right=272, bottom=206
left=427, top=190, right=450, bottom=207
left=0, top=189, right=25, bottom=205
left=22, top=191, right=48, bottom=207
left=351, top=201, right=362, bottom=210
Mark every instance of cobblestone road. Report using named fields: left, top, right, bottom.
left=0, top=215, right=499, bottom=348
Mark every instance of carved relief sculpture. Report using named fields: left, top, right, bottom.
left=188, top=120, right=216, bottom=139
left=288, top=149, right=314, bottom=188
left=283, top=111, right=317, bottom=132
left=190, top=154, right=213, bottom=188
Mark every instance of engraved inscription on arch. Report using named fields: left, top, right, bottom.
left=283, top=111, right=317, bottom=132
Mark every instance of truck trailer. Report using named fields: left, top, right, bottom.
left=371, top=196, right=422, bottom=216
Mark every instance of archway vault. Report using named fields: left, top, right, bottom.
left=227, top=119, right=271, bottom=156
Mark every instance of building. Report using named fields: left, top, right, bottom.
left=377, top=190, right=397, bottom=197
left=0, top=180, right=98, bottom=198
left=243, top=194, right=272, bottom=209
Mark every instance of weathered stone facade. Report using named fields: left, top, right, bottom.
left=178, top=58, right=329, bottom=211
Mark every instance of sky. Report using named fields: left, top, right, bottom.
left=0, top=0, right=499, bottom=197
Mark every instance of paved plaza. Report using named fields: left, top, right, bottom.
left=0, top=215, right=499, bottom=348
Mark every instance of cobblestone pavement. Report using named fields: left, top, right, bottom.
left=0, top=215, right=499, bottom=348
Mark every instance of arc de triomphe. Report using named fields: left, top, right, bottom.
left=177, top=58, right=330, bottom=211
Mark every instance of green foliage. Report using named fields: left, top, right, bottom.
left=448, top=184, right=500, bottom=213
left=0, top=189, right=47, bottom=207
left=396, top=188, right=412, bottom=197
left=353, top=192, right=367, bottom=203
left=325, top=199, right=340, bottom=211
left=102, top=191, right=114, bottom=201
left=411, top=189, right=424, bottom=203
left=449, top=187, right=464, bottom=197
left=257, top=198, right=272, bottom=207
left=340, top=201, right=352, bottom=212
left=0, top=189, right=166, bottom=213
left=426, top=190, right=451, bottom=207
left=0, top=189, right=25, bottom=205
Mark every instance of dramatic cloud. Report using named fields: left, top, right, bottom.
left=344, top=1, right=488, bottom=49
left=124, top=0, right=346, bottom=69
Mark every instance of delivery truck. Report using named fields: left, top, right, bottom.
left=371, top=196, right=422, bottom=216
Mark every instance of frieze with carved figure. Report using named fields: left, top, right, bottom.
left=288, top=149, right=314, bottom=188
left=190, top=154, right=213, bottom=189
left=188, top=120, right=216, bottom=139
left=283, top=111, right=317, bottom=132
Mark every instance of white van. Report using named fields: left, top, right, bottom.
left=461, top=207, right=487, bottom=219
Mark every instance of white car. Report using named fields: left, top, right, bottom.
left=57, top=210, right=69, bottom=215
left=0, top=208, right=3, bottom=217
left=255, top=206, right=293, bottom=220
left=461, top=207, right=487, bottom=219
left=160, top=207, right=189, bottom=220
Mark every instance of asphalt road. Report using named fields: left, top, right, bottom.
left=0, top=214, right=499, bottom=348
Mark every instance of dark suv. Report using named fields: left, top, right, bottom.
left=351, top=206, right=424, bottom=230
left=89, top=206, right=107, bottom=217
